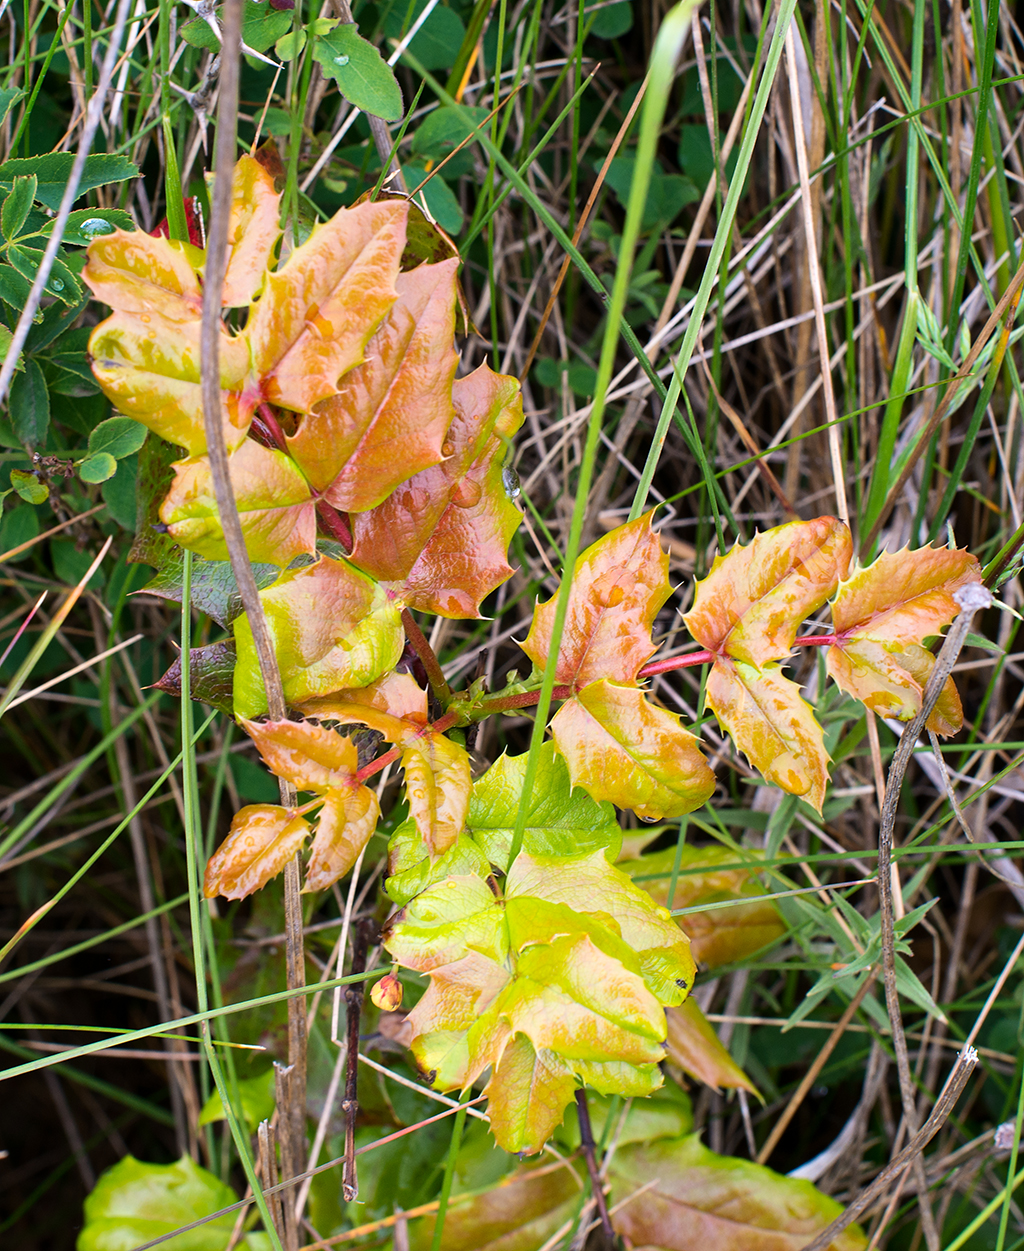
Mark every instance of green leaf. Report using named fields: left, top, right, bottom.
left=466, top=742, right=621, bottom=870
left=101, top=453, right=138, bottom=530
left=590, top=0, right=634, bottom=38
left=312, top=23, right=403, bottom=120
left=198, top=1068, right=275, bottom=1132
left=9, top=357, right=50, bottom=445
left=9, top=467, right=47, bottom=505
left=0, top=324, right=21, bottom=374
left=412, top=105, right=489, bottom=161
left=385, top=0, right=466, bottom=71
left=59, top=208, right=135, bottom=247
left=88, top=414, right=148, bottom=460
left=155, top=639, right=238, bottom=715
left=275, top=27, right=307, bottom=61
left=79, top=452, right=117, bottom=483
left=403, top=160, right=464, bottom=234
left=1, top=174, right=37, bottom=241
left=78, top=1155, right=250, bottom=1251
left=7, top=243, right=82, bottom=304
left=0, top=261, right=31, bottom=308
left=179, top=1, right=292, bottom=53
left=24, top=292, right=89, bottom=352
left=0, top=153, right=138, bottom=211
left=52, top=538, right=106, bottom=588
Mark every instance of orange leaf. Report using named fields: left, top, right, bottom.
left=664, top=1000, right=759, bottom=1095
left=303, top=784, right=380, bottom=892
left=82, top=229, right=204, bottom=322
left=827, top=545, right=981, bottom=735
left=684, top=516, right=851, bottom=666
left=706, top=660, right=830, bottom=813
left=245, top=198, right=407, bottom=416
left=286, top=259, right=460, bottom=511
left=221, top=154, right=281, bottom=309
left=523, top=513, right=670, bottom=686
left=203, top=804, right=309, bottom=900
left=349, top=362, right=525, bottom=617
left=160, top=440, right=316, bottom=565
left=299, top=670, right=428, bottom=727
left=402, top=732, right=472, bottom=857
left=88, top=311, right=255, bottom=457
left=238, top=717, right=358, bottom=793
left=549, top=680, right=715, bottom=820
left=232, top=555, right=404, bottom=718
left=482, top=1033, right=577, bottom=1157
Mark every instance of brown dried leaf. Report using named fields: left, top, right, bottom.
left=665, top=1000, right=759, bottom=1095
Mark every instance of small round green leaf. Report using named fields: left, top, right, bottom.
left=9, top=468, right=47, bottom=504
left=79, top=452, right=118, bottom=483
left=312, top=24, right=403, bottom=120
left=88, top=414, right=148, bottom=459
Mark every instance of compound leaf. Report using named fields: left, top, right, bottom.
left=349, top=362, right=524, bottom=617
left=706, top=660, right=830, bottom=813
left=239, top=717, right=359, bottom=793
left=304, top=783, right=380, bottom=891
left=684, top=516, right=852, bottom=666
left=549, top=679, right=715, bottom=820
left=245, top=197, right=407, bottom=416
left=481, top=1033, right=577, bottom=1157
left=523, top=512, right=670, bottom=686
left=827, top=545, right=983, bottom=734
left=232, top=555, right=404, bottom=718
left=204, top=803, right=310, bottom=900
left=160, top=440, right=316, bottom=565
left=402, top=731, right=472, bottom=857
left=466, top=742, right=621, bottom=870
left=221, top=153, right=281, bottom=308
left=286, top=258, right=458, bottom=511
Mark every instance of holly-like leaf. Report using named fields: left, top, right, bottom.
left=466, top=742, right=621, bottom=870
left=198, top=1069, right=275, bottom=1133
left=78, top=1154, right=256, bottom=1251
left=159, top=440, right=315, bottom=565
left=549, top=680, right=715, bottom=820
left=82, top=229, right=204, bottom=322
left=607, top=1135, right=867, bottom=1251
left=402, top=731, right=472, bottom=857
left=706, top=660, right=830, bottom=812
left=88, top=310, right=255, bottom=457
left=204, top=803, right=310, bottom=900
left=505, top=850, right=696, bottom=1006
left=221, top=154, right=281, bottom=308
left=684, top=516, right=852, bottom=667
left=304, top=783, right=380, bottom=891
left=245, top=198, right=407, bottom=416
left=299, top=669, right=429, bottom=729
left=239, top=717, right=359, bottom=793
left=827, top=546, right=982, bottom=734
left=386, top=849, right=696, bottom=1154
left=523, top=512, right=670, bottom=686
left=232, top=555, right=404, bottom=718
left=664, top=1000, right=759, bottom=1094
left=622, top=844, right=785, bottom=968
left=349, top=362, right=525, bottom=617
left=481, top=1033, right=577, bottom=1156
left=285, top=259, right=458, bottom=511
left=154, top=640, right=237, bottom=714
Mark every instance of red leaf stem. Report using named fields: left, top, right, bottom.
left=400, top=607, right=452, bottom=705
left=315, top=498, right=354, bottom=551
left=255, top=401, right=288, bottom=450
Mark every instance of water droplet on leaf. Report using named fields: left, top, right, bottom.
left=502, top=464, right=521, bottom=500
left=334, top=53, right=350, bottom=66
left=49, top=278, right=64, bottom=291
left=441, top=440, right=455, bottom=458
left=450, top=479, right=482, bottom=508
left=78, top=217, right=115, bottom=238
